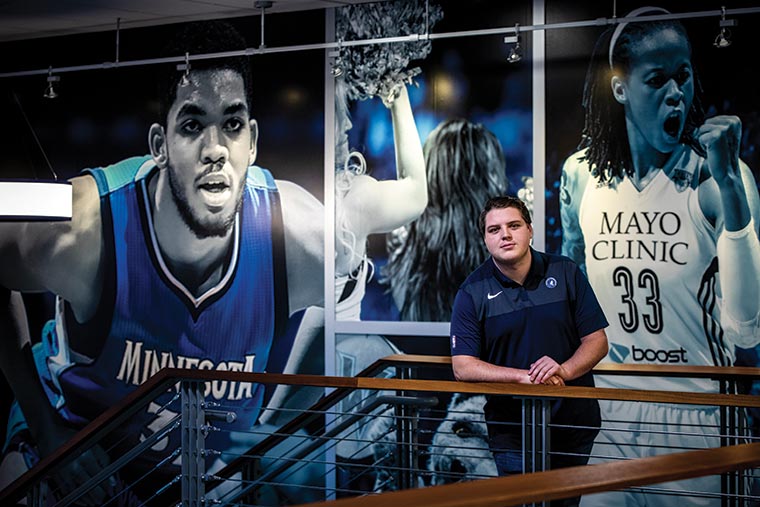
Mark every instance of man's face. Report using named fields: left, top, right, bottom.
left=483, top=206, right=532, bottom=268
left=616, top=27, right=695, bottom=156
left=164, top=68, right=254, bottom=238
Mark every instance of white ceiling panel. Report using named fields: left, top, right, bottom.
left=0, top=0, right=373, bottom=42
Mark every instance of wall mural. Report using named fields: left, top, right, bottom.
left=336, top=0, right=533, bottom=323
left=0, top=0, right=758, bottom=505
left=332, top=0, right=532, bottom=492
left=0, top=13, right=326, bottom=505
left=545, top=1, right=760, bottom=505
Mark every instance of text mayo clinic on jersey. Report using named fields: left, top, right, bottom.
left=591, top=211, right=688, bottom=264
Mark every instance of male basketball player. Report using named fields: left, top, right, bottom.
left=0, top=20, right=324, bottom=505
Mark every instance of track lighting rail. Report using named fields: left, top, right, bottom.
left=0, top=6, right=758, bottom=79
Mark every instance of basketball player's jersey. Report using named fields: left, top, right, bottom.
left=576, top=146, right=731, bottom=392
left=40, top=155, right=289, bottom=466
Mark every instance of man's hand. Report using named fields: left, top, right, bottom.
left=541, top=374, right=566, bottom=386
left=528, top=356, right=568, bottom=385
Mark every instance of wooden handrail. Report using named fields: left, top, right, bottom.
left=294, top=442, right=760, bottom=507
left=3, top=369, right=759, bottom=504
left=347, top=377, right=760, bottom=407
left=380, top=354, right=760, bottom=380
left=593, top=362, right=760, bottom=379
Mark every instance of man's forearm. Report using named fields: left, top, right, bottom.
left=452, top=355, right=529, bottom=384
left=560, top=329, right=608, bottom=381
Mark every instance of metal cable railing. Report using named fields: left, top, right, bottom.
left=0, top=362, right=758, bottom=507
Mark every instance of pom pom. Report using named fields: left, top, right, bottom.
left=335, top=0, right=443, bottom=103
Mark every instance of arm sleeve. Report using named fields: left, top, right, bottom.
left=449, top=289, right=482, bottom=357
left=717, top=217, right=760, bottom=348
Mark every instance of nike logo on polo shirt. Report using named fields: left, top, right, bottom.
left=487, top=291, right=502, bottom=300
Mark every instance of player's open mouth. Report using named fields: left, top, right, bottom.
left=199, top=182, right=229, bottom=193
left=198, top=178, right=231, bottom=207
left=663, top=113, right=682, bottom=140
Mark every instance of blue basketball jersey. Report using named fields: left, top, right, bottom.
left=38, top=155, right=289, bottom=467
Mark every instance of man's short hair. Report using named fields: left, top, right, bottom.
left=479, top=196, right=532, bottom=235
left=157, top=20, right=252, bottom=122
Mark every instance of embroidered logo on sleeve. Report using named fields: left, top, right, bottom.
left=452, top=335, right=457, bottom=348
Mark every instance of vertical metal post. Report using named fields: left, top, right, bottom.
left=539, top=399, right=551, bottom=507
left=241, top=458, right=263, bottom=505
left=736, top=397, right=748, bottom=507
left=726, top=379, right=741, bottom=507
left=409, top=403, right=420, bottom=488
left=394, top=400, right=413, bottom=490
left=27, top=480, right=46, bottom=507
left=395, top=364, right=414, bottom=490
left=522, top=397, right=534, bottom=475
left=522, top=397, right=548, bottom=474
left=181, top=380, right=206, bottom=507
left=540, top=399, right=551, bottom=473
left=720, top=379, right=728, bottom=507
left=522, top=396, right=551, bottom=507
left=522, top=397, right=538, bottom=507
left=719, top=379, right=739, bottom=507
left=728, top=398, right=737, bottom=507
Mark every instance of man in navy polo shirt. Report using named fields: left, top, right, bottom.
left=450, top=196, right=608, bottom=507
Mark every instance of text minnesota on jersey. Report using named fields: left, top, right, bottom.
left=117, top=339, right=257, bottom=401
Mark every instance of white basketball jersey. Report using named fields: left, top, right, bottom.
left=578, top=146, right=731, bottom=392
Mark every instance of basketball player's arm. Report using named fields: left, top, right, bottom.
left=0, top=290, right=113, bottom=505
left=0, top=176, right=108, bottom=503
left=277, top=179, right=325, bottom=315
left=528, top=328, right=608, bottom=384
left=258, top=306, right=324, bottom=427
left=698, top=116, right=760, bottom=347
left=716, top=160, right=760, bottom=348
left=0, top=174, right=104, bottom=322
left=340, top=85, right=427, bottom=239
left=559, top=153, right=589, bottom=273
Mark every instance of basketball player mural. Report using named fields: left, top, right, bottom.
left=559, top=7, right=760, bottom=506
left=0, top=20, right=325, bottom=505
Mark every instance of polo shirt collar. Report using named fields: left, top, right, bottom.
left=489, top=248, right=547, bottom=288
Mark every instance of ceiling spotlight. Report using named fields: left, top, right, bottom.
left=714, top=28, right=731, bottom=48
left=714, top=6, right=736, bottom=48
left=507, top=42, right=522, bottom=63
left=330, top=62, right=343, bottom=77
left=43, top=66, right=60, bottom=99
left=506, top=23, right=522, bottom=63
